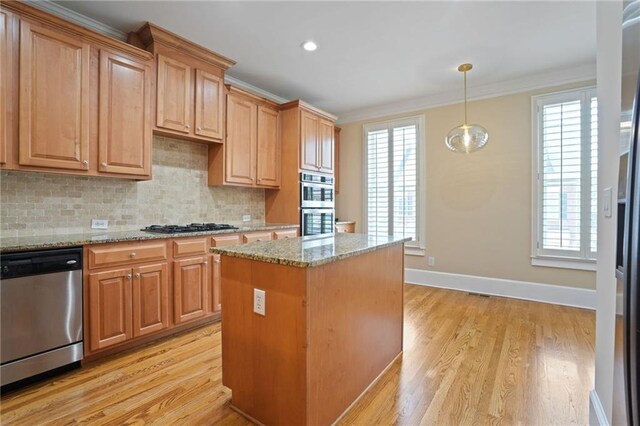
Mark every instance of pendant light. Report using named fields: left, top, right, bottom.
left=445, top=64, right=489, bottom=153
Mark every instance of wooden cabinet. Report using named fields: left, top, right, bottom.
left=300, top=110, right=319, bottom=172
left=334, top=126, right=341, bottom=193
left=99, top=50, right=152, bottom=176
left=257, top=105, right=281, bottom=187
left=156, top=54, right=192, bottom=133
left=211, top=253, right=222, bottom=314
left=319, top=119, right=334, bottom=174
left=225, top=92, right=257, bottom=185
left=209, top=86, right=281, bottom=189
left=88, top=268, right=133, bottom=351
left=19, top=20, right=91, bottom=171
left=335, top=222, right=355, bottom=233
left=273, top=229, right=298, bottom=239
left=132, top=263, right=169, bottom=337
left=195, top=69, right=223, bottom=140
left=173, top=256, right=209, bottom=324
left=243, top=231, right=273, bottom=244
left=0, top=8, right=15, bottom=167
left=133, top=23, right=234, bottom=144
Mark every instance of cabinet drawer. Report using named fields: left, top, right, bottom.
left=335, top=223, right=355, bottom=233
left=273, top=229, right=298, bottom=240
left=242, top=232, right=273, bottom=244
left=173, top=238, right=208, bottom=258
left=211, top=234, right=241, bottom=247
left=88, top=242, right=167, bottom=269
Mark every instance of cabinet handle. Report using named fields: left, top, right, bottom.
left=197, top=127, right=202, bottom=131
left=100, top=162, right=107, bottom=167
left=127, top=273, right=132, bottom=280
left=214, top=259, right=221, bottom=264
left=135, top=273, right=141, bottom=279
left=130, top=252, right=137, bottom=258
left=203, top=260, right=208, bottom=265
left=186, top=124, right=191, bottom=129
left=82, top=160, right=89, bottom=166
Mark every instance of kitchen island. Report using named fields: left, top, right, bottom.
left=211, top=233, right=409, bottom=425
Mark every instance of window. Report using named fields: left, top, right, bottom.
left=532, top=87, right=597, bottom=269
left=364, top=116, right=423, bottom=251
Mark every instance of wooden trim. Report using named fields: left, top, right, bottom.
left=226, top=84, right=279, bottom=108
left=279, top=99, right=337, bottom=122
left=135, top=22, right=235, bottom=70
left=1, top=0, right=152, bottom=60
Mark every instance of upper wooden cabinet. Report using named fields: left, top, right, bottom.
left=334, top=126, right=341, bottom=193
left=209, top=86, right=281, bottom=189
left=99, top=50, right=152, bottom=176
left=19, top=21, right=91, bottom=171
left=299, top=110, right=334, bottom=173
left=133, top=23, right=234, bottom=144
left=0, top=1, right=154, bottom=180
left=318, top=118, right=334, bottom=174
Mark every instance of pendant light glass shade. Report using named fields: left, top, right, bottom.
left=445, top=64, right=489, bottom=153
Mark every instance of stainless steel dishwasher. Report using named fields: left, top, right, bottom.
left=1, top=247, right=83, bottom=386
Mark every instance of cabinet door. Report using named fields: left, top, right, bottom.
left=88, top=268, right=133, bottom=351
left=225, top=94, right=257, bottom=185
left=0, top=9, right=13, bottom=166
left=194, top=69, right=223, bottom=140
left=211, top=254, right=222, bottom=314
left=19, top=21, right=90, bottom=170
left=132, top=263, right=169, bottom=337
left=300, top=110, right=319, bottom=171
left=156, top=54, right=191, bottom=133
left=256, top=105, right=281, bottom=188
left=173, top=256, right=209, bottom=324
left=318, top=119, right=334, bottom=174
left=98, top=50, right=151, bottom=176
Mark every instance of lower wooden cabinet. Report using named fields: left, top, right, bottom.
left=173, top=256, right=209, bottom=324
left=88, top=267, right=133, bottom=351
left=211, top=253, right=222, bottom=314
left=132, top=263, right=169, bottom=338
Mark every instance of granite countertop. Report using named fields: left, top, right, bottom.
left=210, top=233, right=410, bottom=268
left=0, top=223, right=299, bottom=253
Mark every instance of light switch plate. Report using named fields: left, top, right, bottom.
left=604, top=187, right=612, bottom=218
left=254, top=288, right=266, bottom=316
left=91, top=219, right=109, bottom=229
left=243, top=214, right=251, bottom=222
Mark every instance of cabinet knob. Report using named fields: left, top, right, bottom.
left=82, top=160, right=89, bottom=166
left=203, top=260, right=208, bottom=265
left=135, top=273, right=141, bottom=278
left=127, top=273, right=132, bottom=280
left=214, top=259, right=221, bottom=264
left=197, top=127, right=202, bottom=131
left=185, top=124, right=191, bottom=129
left=100, top=162, right=107, bottom=167
left=130, top=252, right=137, bottom=258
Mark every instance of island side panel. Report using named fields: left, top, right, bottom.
left=306, top=244, right=404, bottom=426
left=220, top=255, right=308, bottom=425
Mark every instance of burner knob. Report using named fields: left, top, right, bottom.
left=130, top=252, right=137, bottom=258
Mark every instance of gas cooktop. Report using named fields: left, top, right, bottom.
left=141, top=223, right=239, bottom=234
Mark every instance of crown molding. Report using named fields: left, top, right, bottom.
left=23, top=0, right=127, bottom=40
left=336, top=63, right=596, bottom=125
left=224, top=75, right=289, bottom=104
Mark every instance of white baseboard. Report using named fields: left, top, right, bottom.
left=405, top=269, right=596, bottom=310
left=589, top=389, right=609, bottom=426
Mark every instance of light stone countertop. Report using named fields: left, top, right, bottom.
left=210, top=233, right=410, bottom=268
left=0, top=223, right=299, bottom=253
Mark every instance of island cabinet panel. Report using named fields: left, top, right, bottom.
left=88, top=268, right=133, bottom=351
left=300, top=110, right=319, bottom=172
left=98, top=50, right=152, bottom=177
left=156, top=54, right=192, bottom=134
left=256, top=105, right=281, bottom=188
left=132, top=263, right=169, bottom=337
left=19, top=21, right=90, bottom=171
left=173, top=256, right=209, bottom=324
left=225, top=93, right=257, bottom=185
left=194, top=69, right=223, bottom=140
left=221, top=258, right=308, bottom=425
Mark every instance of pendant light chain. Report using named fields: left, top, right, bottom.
left=463, top=70, right=468, bottom=125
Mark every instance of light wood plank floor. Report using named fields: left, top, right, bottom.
left=1, top=284, right=595, bottom=425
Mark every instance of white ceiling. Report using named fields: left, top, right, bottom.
left=53, top=1, right=596, bottom=122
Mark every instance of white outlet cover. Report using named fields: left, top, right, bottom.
left=254, top=288, right=266, bottom=316
left=91, top=219, right=109, bottom=229
left=243, top=214, right=251, bottom=222
left=428, top=257, right=435, bottom=267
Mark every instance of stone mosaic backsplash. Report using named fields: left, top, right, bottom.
left=0, top=136, right=265, bottom=237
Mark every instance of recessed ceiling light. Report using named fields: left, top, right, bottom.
left=302, top=41, right=317, bottom=52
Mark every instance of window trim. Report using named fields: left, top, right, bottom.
left=530, top=86, right=597, bottom=268
left=362, top=115, right=425, bottom=254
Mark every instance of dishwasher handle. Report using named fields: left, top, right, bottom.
left=1, top=247, right=83, bottom=280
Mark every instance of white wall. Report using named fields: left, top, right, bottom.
left=593, top=1, right=623, bottom=423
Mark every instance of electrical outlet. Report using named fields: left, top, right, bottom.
left=254, top=288, right=266, bottom=316
left=604, top=187, right=612, bottom=218
left=91, top=219, right=109, bottom=229
left=428, top=256, right=435, bottom=267
left=243, top=214, right=251, bottom=222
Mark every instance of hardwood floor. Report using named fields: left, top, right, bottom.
left=0, top=284, right=595, bottom=425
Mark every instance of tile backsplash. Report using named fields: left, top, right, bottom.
left=0, top=136, right=265, bottom=237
